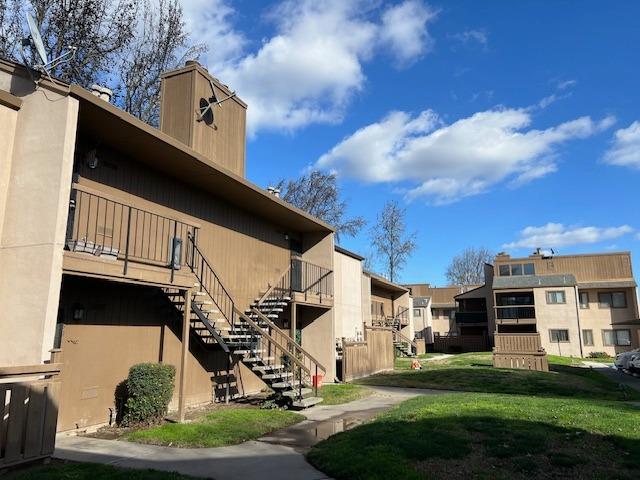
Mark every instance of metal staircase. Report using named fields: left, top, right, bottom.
left=164, top=233, right=325, bottom=409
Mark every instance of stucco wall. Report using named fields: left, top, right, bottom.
left=533, top=287, right=582, bottom=357
left=0, top=70, right=78, bottom=366
left=577, top=287, right=639, bottom=356
left=333, top=250, right=364, bottom=341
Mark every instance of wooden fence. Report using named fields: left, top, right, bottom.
left=493, top=333, right=548, bottom=372
left=433, top=333, right=488, bottom=353
left=341, top=326, right=394, bottom=382
left=0, top=350, right=62, bottom=468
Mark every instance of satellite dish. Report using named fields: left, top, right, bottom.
left=197, top=78, right=236, bottom=125
left=20, top=12, right=76, bottom=85
left=26, top=13, right=47, bottom=66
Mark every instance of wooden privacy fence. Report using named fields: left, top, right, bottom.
left=433, top=333, right=488, bottom=353
left=493, top=333, right=549, bottom=372
left=0, top=350, right=62, bottom=468
left=342, top=326, right=394, bottom=382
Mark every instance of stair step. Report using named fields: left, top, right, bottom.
left=252, top=364, right=285, bottom=372
left=261, top=372, right=293, bottom=380
left=233, top=349, right=266, bottom=355
left=282, top=388, right=312, bottom=398
left=291, top=396, right=323, bottom=409
left=243, top=356, right=275, bottom=363
left=271, top=380, right=302, bottom=389
left=193, top=291, right=207, bottom=297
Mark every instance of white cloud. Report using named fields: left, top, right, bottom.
left=317, top=107, right=615, bottom=204
left=556, top=79, right=577, bottom=90
left=182, top=0, right=436, bottom=135
left=450, top=29, right=488, bottom=47
left=603, top=121, right=640, bottom=169
left=503, top=223, right=634, bottom=249
left=181, top=0, right=246, bottom=66
left=380, top=1, right=437, bottom=66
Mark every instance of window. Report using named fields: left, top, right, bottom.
left=549, top=329, right=569, bottom=342
left=546, top=290, right=566, bottom=304
left=582, top=329, right=594, bottom=346
left=499, top=264, right=510, bottom=276
left=602, top=329, right=632, bottom=346
left=598, top=291, right=627, bottom=309
left=579, top=291, right=589, bottom=309
left=511, top=264, right=523, bottom=276
left=523, top=263, right=535, bottom=275
left=413, top=308, right=421, bottom=317
left=415, top=330, right=423, bottom=339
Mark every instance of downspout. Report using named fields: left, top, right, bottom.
left=573, top=286, right=584, bottom=358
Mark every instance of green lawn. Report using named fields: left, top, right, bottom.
left=360, top=352, right=638, bottom=401
left=6, top=463, right=197, bottom=480
left=125, top=408, right=304, bottom=448
left=320, top=384, right=372, bottom=405
left=395, top=353, right=444, bottom=370
left=308, top=393, right=640, bottom=480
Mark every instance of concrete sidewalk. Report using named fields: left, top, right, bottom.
left=55, top=386, right=442, bottom=480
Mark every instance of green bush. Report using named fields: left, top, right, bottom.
left=122, top=363, right=176, bottom=426
left=587, top=352, right=612, bottom=359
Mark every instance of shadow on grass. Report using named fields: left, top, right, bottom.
left=308, top=412, right=640, bottom=480
left=356, top=366, right=639, bottom=401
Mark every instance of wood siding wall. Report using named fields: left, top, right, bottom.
left=56, top=276, right=263, bottom=432
left=494, top=253, right=634, bottom=281
left=75, top=147, right=300, bottom=310
left=160, top=65, right=247, bottom=177
left=341, top=327, right=394, bottom=382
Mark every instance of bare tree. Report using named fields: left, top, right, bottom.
left=370, top=200, right=416, bottom=282
left=115, top=0, right=206, bottom=125
left=277, top=170, right=366, bottom=241
left=446, top=247, right=493, bottom=286
left=0, top=0, right=204, bottom=124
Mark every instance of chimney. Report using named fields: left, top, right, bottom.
left=159, top=61, right=247, bottom=177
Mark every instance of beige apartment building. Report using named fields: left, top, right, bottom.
left=456, top=251, right=640, bottom=357
left=1, top=58, right=336, bottom=431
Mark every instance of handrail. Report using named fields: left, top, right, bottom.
left=251, top=307, right=327, bottom=375
left=258, top=265, right=292, bottom=305
left=292, top=257, right=333, bottom=299
left=239, top=308, right=312, bottom=376
left=393, top=329, right=417, bottom=349
left=187, top=232, right=237, bottom=327
left=66, top=187, right=197, bottom=281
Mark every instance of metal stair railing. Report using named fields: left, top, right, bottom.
left=249, top=308, right=326, bottom=398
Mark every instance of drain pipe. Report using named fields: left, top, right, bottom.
left=573, top=286, right=584, bottom=358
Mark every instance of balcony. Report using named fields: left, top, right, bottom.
left=495, top=306, right=536, bottom=324
left=63, top=186, right=198, bottom=288
left=456, top=311, right=488, bottom=324
left=264, top=257, right=333, bottom=308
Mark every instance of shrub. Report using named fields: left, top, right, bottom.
left=121, top=363, right=175, bottom=426
left=588, top=352, right=612, bottom=359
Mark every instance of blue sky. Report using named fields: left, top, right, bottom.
left=183, top=0, right=640, bottom=285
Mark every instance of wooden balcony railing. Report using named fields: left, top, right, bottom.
left=66, top=187, right=198, bottom=282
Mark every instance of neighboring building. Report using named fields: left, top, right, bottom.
left=456, top=251, right=640, bottom=357
left=1, top=59, right=336, bottom=431
left=370, top=272, right=412, bottom=339
left=411, top=296, right=433, bottom=343
left=334, top=246, right=366, bottom=343
left=404, top=284, right=478, bottom=338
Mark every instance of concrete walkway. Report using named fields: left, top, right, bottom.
left=55, top=386, right=443, bottom=480
left=583, top=361, right=640, bottom=393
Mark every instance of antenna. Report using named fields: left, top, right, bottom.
left=20, top=13, right=77, bottom=85
left=197, top=78, right=236, bottom=124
